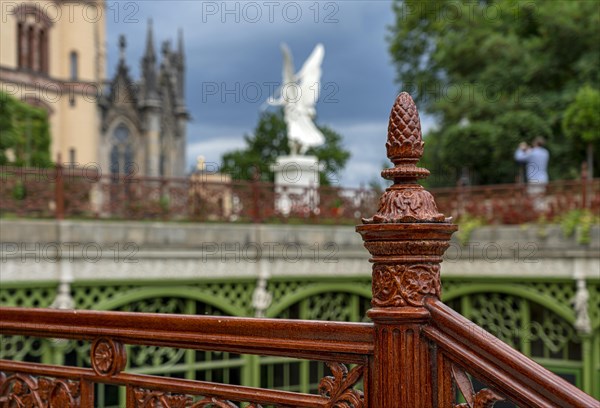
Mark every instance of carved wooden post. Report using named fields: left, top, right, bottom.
left=357, top=93, right=457, bottom=407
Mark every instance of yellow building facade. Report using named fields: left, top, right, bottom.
left=0, top=0, right=187, bottom=176
left=0, top=0, right=106, bottom=166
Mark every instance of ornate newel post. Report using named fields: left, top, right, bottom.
left=356, top=93, right=457, bottom=407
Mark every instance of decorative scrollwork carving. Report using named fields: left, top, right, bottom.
left=132, top=388, right=263, bottom=408
left=372, top=263, right=441, bottom=307
left=91, top=337, right=127, bottom=377
left=48, top=379, right=80, bottom=407
left=0, top=373, right=43, bottom=407
left=133, top=387, right=192, bottom=407
left=365, top=186, right=446, bottom=224
left=452, top=364, right=504, bottom=408
left=190, top=397, right=239, bottom=408
left=318, top=362, right=364, bottom=408
left=0, top=373, right=81, bottom=407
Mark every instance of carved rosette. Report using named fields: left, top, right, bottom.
left=91, top=337, right=127, bottom=377
left=357, top=92, right=457, bottom=309
left=318, top=362, right=364, bottom=408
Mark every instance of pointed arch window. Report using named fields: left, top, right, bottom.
left=110, top=125, right=134, bottom=176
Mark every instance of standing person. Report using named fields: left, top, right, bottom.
left=514, top=137, right=549, bottom=209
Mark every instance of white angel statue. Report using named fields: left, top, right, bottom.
left=268, top=43, right=325, bottom=156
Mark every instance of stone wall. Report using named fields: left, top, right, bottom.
left=1, top=219, right=598, bottom=282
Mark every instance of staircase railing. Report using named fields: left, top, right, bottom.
left=1, top=93, right=597, bottom=407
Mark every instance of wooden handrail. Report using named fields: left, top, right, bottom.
left=424, top=298, right=598, bottom=408
left=0, top=307, right=373, bottom=363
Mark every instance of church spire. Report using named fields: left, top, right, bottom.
left=176, top=28, right=185, bottom=100
left=118, top=35, right=126, bottom=64
left=142, top=19, right=158, bottom=100
left=144, top=19, right=156, bottom=62
left=177, top=28, right=184, bottom=59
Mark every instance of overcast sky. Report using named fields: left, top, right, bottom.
left=106, top=1, right=433, bottom=187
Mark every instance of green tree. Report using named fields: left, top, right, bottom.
left=388, top=0, right=600, bottom=185
left=0, top=91, right=52, bottom=167
left=490, top=111, right=552, bottom=182
left=440, top=122, right=499, bottom=185
left=221, top=109, right=350, bottom=185
left=563, top=85, right=600, bottom=178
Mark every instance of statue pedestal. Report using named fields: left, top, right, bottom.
left=271, top=155, right=322, bottom=217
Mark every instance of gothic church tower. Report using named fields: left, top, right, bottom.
left=99, top=20, right=188, bottom=177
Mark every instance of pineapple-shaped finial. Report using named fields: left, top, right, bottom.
left=363, top=92, right=446, bottom=223
left=382, top=92, right=430, bottom=182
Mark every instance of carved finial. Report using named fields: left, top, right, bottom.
left=363, top=92, right=446, bottom=224
left=356, top=93, right=457, bottom=314
left=382, top=92, right=430, bottom=182
left=387, top=92, right=423, bottom=161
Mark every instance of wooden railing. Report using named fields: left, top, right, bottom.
left=1, top=93, right=598, bottom=407
left=424, top=299, right=596, bottom=408
left=0, top=309, right=371, bottom=407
